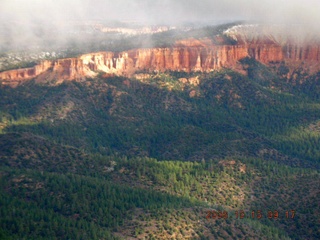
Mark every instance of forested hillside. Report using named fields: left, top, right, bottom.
left=0, top=56, right=320, bottom=239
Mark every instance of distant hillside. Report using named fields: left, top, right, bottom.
left=1, top=23, right=320, bottom=239
left=0, top=132, right=319, bottom=239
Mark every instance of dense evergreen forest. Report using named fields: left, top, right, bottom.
left=0, top=56, right=320, bottom=239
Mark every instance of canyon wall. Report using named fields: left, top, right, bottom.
left=0, top=60, right=52, bottom=86
left=1, top=39, right=320, bottom=87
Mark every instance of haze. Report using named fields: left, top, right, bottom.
left=1, top=0, right=320, bottom=50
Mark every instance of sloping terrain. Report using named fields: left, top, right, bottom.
left=0, top=57, right=320, bottom=239
left=0, top=132, right=319, bottom=239
left=2, top=60, right=320, bottom=167
left=0, top=24, right=320, bottom=239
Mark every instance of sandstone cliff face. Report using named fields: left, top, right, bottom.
left=78, top=45, right=251, bottom=74
left=1, top=38, right=320, bottom=87
left=284, top=44, right=320, bottom=61
left=0, top=60, right=52, bottom=86
left=52, top=58, right=87, bottom=81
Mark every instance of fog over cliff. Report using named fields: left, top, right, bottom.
left=1, top=0, right=320, bottom=50
left=2, top=0, right=320, bottom=24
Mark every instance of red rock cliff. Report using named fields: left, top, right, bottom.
left=0, top=60, right=52, bottom=86
left=1, top=39, right=320, bottom=86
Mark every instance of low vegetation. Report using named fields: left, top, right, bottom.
left=0, top=57, right=320, bottom=239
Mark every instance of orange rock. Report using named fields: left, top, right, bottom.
left=2, top=38, right=320, bottom=87
left=0, top=60, right=52, bottom=81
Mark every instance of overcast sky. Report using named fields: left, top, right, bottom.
left=1, top=0, right=320, bottom=50
left=1, top=0, right=320, bottom=24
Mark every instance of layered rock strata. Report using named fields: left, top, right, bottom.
left=1, top=39, right=320, bottom=87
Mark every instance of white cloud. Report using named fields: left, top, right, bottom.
left=1, top=0, right=320, bottom=50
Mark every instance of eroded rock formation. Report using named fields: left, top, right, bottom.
left=1, top=38, right=320, bottom=87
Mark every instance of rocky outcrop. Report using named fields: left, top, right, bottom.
left=0, top=60, right=52, bottom=86
left=1, top=38, right=320, bottom=87
left=284, top=44, right=320, bottom=61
